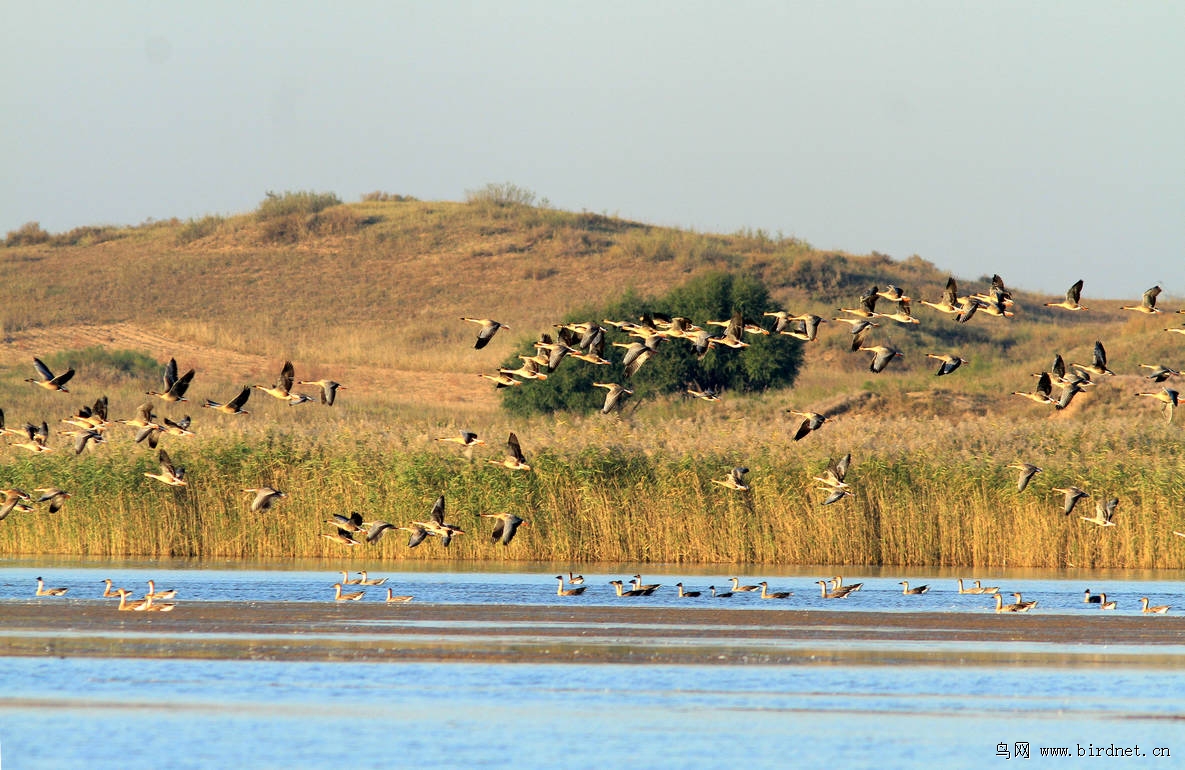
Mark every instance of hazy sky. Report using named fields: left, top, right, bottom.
left=4, top=2, right=1183, bottom=298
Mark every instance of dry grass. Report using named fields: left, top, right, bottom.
left=0, top=197, right=1182, bottom=567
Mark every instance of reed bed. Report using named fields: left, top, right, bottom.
left=2, top=406, right=1183, bottom=569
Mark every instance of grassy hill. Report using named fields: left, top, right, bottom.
left=1, top=189, right=1182, bottom=567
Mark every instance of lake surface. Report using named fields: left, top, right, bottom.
left=2, top=561, right=1184, bottom=769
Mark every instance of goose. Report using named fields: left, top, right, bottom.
left=1098, top=593, right=1116, bottom=610
left=859, top=341, right=904, bottom=373
left=729, top=577, right=761, bottom=592
left=822, top=487, right=853, bottom=505
left=499, top=358, right=548, bottom=381
left=146, top=580, right=176, bottom=600
left=993, top=593, right=1028, bottom=613
left=364, top=521, right=397, bottom=544
left=880, top=298, right=921, bottom=325
left=323, top=528, right=360, bottom=547
left=1012, top=372, right=1054, bottom=405
left=609, top=580, right=649, bottom=597
left=676, top=583, right=702, bottom=598
left=567, top=572, right=585, bottom=585
left=1081, top=498, right=1118, bottom=527
left=245, top=486, right=286, bottom=512
left=479, top=372, right=523, bottom=389
left=70, top=429, right=106, bottom=454
left=1044, top=279, right=1087, bottom=311
left=480, top=512, right=527, bottom=545
left=146, top=358, right=195, bottom=403
left=816, top=580, right=849, bottom=599
left=35, top=577, right=68, bottom=596
left=1011, top=592, right=1038, bottom=611
left=358, top=571, right=387, bottom=586
left=328, top=512, right=365, bottom=533
left=144, top=449, right=187, bottom=486
left=339, top=570, right=363, bottom=586
left=838, top=286, right=882, bottom=319
left=25, top=357, right=74, bottom=392
left=437, top=430, right=484, bottom=448
left=161, top=416, right=195, bottom=437
left=115, top=588, right=149, bottom=611
left=788, top=409, right=827, bottom=441
left=332, top=583, right=365, bottom=601
left=297, top=378, right=346, bottom=406
left=686, top=382, right=721, bottom=402
left=489, top=432, right=531, bottom=471
left=1053, top=486, right=1090, bottom=516
left=1139, top=597, right=1170, bottom=614
left=462, top=317, right=509, bottom=349
left=1121, top=285, right=1162, bottom=314
left=758, top=582, right=792, bottom=599
left=957, top=578, right=981, bottom=595
left=385, top=588, right=414, bottom=603
left=927, top=353, right=968, bottom=376
left=1083, top=588, right=1103, bottom=604
left=781, top=314, right=826, bottom=342
left=101, top=578, right=123, bottom=598
left=139, top=594, right=176, bottom=612
left=899, top=581, right=929, bottom=595
left=920, top=276, right=963, bottom=315
left=631, top=575, right=661, bottom=593
left=1136, top=388, right=1179, bottom=423
left=710, top=466, right=750, bottom=491
left=709, top=585, right=734, bottom=598
left=411, top=495, right=465, bottom=547
left=33, top=487, right=70, bottom=513
left=13, top=422, right=53, bottom=453
left=1139, top=364, right=1180, bottom=383
left=828, top=576, right=863, bottom=595
left=1007, top=462, right=1043, bottom=493
left=254, top=361, right=296, bottom=401
left=593, top=382, right=633, bottom=414
left=555, top=576, right=588, bottom=597
left=202, top=386, right=251, bottom=415
left=973, top=581, right=1000, bottom=594
left=1070, top=340, right=1114, bottom=377
left=0, top=488, right=31, bottom=522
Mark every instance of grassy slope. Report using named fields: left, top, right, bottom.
left=1, top=197, right=1182, bottom=567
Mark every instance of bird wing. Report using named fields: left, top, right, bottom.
left=1067, top=279, right=1083, bottom=303
left=406, top=525, right=429, bottom=548
left=430, top=495, right=446, bottom=526
left=164, top=358, right=178, bottom=389
left=32, top=357, right=54, bottom=381
left=171, top=370, right=195, bottom=398
left=507, top=432, right=525, bottom=463
left=228, top=386, right=251, bottom=410
left=278, top=361, right=295, bottom=392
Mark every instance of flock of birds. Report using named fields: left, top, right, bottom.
left=5, top=272, right=1185, bottom=617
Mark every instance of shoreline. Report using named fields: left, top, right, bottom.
left=4, top=601, right=1185, bottom=667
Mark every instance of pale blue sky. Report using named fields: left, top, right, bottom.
left=4, top=2, right=1183, bottom=298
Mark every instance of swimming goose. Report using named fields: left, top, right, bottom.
left=1007, top=462, right=1043, bottom=493
left=631, top=575, right=662, bottom=593
left=729, top=577, right=761, bottom=592
left=139, top=594, right=176, bottom=612
left=254, top=361, right=296, bottom=401
left=567, top=572, right=584, bottom=585
left=101, top=578, right=124, bottom=598
left=676, top=583, right=702, bottom=598
left=146, top=579, right=177, bottom=600
left=480, top=512, right=527, bottom=545
left=758, top=582, right=792, bottom=599
left=816, top=580, right=849, bottom=599
left=115, top=588, right=149, bottom=611
left=1139, top=597, right=1170, bottom=614
left=1011, top=592, right=1038, bottom=611
left=973, top=581, right=1000, bottom=594
left=827, top=577, right=863, bottom=596
left=993, top=593, right=1028, bottom=613
left=1098, top=593, right=1116, bottom=610
left=1083, top=589, right=1103, bottom=604
left=385, top=588, right=414, bottom=603
left=202, top=386, right=251, bottom=415
left=556, top=576, right=588, bottom=596
left=35, top=577, right=68, bottom=596
left=146, top=358, right=195, bottom=403
left=609, top=580, right=649, bottom=597
left=339, top=570, right=362, bottom=585
left=358, top=571, right=387, bottom=586
left=245, top=486, right=286, bottom=512
left=144, top=449, right=187, bottom=486
left=332, top=583, right=365, bottom=601
left=711, top=466, right=750, bottom=491
left=899, top=581, right=929, bottom=595
left=1121, top=285, right=1162, bottom=314
left=25, top=357, right=74, bottom=392
left=709, top=585, right=734, bottom=598
left=297, top=378, right=346, bottom=406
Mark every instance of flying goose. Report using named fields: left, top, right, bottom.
left=1081, top=498, right=1118, bottom=527
left=480, top=512, right=527, bottom=545
left=297, top=379, right=346, bottom=405
left=146, top=358, right=195, bottom=402
left=254, top=361, right=297, bottom=400
left=202, top=386, right=251, bottom=415
left=245, top=486, right=286, bottom=512
left=1006, top=462, right=1043, bottom=493
left=144, top=449, right=187, bottom=486
left=489, top=432, right=531, bottom=471
left=1121, top=285, right=1162, bottom=314
left=25, top=357, right=75, bottom=392
left=461, top=317, right=509, bottom=349
left=710, top=466, right=750, bottom=491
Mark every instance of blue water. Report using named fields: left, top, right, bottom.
left=1, top=658, right=1183, bottom=769
left=2, top=563, right=1185, bottom=768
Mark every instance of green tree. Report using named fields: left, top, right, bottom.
left=500, top=272, right=803, bottom=416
